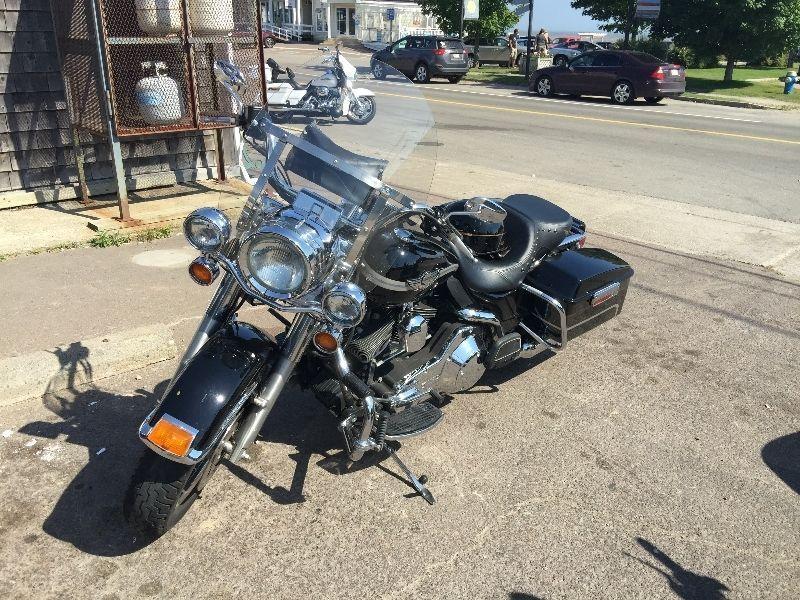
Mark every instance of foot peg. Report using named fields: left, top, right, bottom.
left=386, top=444, right=435, bottom=505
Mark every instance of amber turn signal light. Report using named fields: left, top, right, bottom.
left=313, top=331, right=339, bottom=353
left=146, top=415, right=197, bottom=458
left=189, top=257, right=219, bottom=286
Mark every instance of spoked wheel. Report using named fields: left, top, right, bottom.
left=371, top=61, right=386, bottom=80
left=468, top=55, right=478, bottom=69
left=264, top=37, right=275, bottom=48
left=347, top=96, right=377, bottom=124
left=124, top=446, right=224, bottom=539
left=414, top=62, right=429, bottom=83
left=612, top=81, right=635, bottom=104
left=534, top=75, right=554, bottom=97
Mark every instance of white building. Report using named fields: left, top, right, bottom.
left=261, top=0, right=442, bottom=44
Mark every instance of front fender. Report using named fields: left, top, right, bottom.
left=352, top=87, right=376, bottom=98
left=139, top=322, right=279, bottom=464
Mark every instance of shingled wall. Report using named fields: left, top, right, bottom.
left=0, top=0, right=217, bottom=207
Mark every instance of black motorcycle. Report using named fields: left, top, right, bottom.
left=124, top=59, right=633, bottom=538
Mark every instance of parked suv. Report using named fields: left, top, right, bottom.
left=371, top=36, right=469, bottom=83
left=463, top=36, right=512, bottom=68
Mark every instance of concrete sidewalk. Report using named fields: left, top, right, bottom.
left=0, top=179, right=249, bottom=257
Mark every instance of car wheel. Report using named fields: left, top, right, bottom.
left=264, top=37, right=275, bottom=48
left=534, top=75, right=554, bottom=97
left=554, top=55, right=567, bottom=67
left=468, top=55, right=479, bottom=69
left=371, top=61, right=386, bottom=80
left=612, top=80, right=635, bottom=104
left=414, top=62, right=429, bottom=83
left=447, top=75, right=463, bottom=84
left=645, top=96, right=664, bottom=104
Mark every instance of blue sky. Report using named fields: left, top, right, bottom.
left=513, top=0, right=604, bottom=34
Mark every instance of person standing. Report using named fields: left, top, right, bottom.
left=536, top=28, right=551, bottom=53
left=508, top=28, right=519, bottom=68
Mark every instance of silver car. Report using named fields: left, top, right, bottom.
left=549, top=40, right=604, bottom=67
left=463, top=36, right=513, bottom=68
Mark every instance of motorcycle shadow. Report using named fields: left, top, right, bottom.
left=19, top=378, right=170, bottom=557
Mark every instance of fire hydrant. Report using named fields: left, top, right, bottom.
left=784, top=71, right=797, bottom=94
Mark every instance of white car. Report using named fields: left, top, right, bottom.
left=548, top=40, right=605, bottom=67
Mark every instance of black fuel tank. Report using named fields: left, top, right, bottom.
left=357, top=213, right=454, bottom=306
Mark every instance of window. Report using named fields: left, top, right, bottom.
left=422, top=37, right=436, bottom=49
left=593, top=53, right=622, bottom=67
left=496, top=37, right=508, bottom=48
left=628, top=51, right=663, bottom=65
left=570, top=54, right=595, bottom=67
left=407, top=37, right=421, bottom=49
left=394, top=38, right=408, bottom=51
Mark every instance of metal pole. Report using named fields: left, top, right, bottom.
left=525, top=0, right=534, bottom=79
left=256, top=0, right=268, bottom=106
left=87, top=0, right=131, bottom=221
left=459, top=0, right=464, bottom=40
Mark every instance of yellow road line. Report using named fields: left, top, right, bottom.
left=378, top=91, right=800, bottom=146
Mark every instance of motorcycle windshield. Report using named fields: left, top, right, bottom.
left=239, top=48, right=437, bottom=233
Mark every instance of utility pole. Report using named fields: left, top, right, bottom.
left=524, top=0, right=534, bottom=79
left=459, top=0, right=465, bottom=39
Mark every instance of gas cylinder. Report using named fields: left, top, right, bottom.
left=134, top=62, right=186, bottom=125
left=784, top=71, right=797, bottom=95
left=135, top=0, right=182, bottom=36
left=188, top=0, right=235, bottom=36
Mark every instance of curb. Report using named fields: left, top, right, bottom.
left=0, top=325, right=177, bottom=408
left=675, top=94, right=794, bottom=111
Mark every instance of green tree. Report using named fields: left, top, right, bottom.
left=654, top=0, right=800, bottom=81
left=571, top=0, right=643, bottom=46
left=416, top=0, right=518, bottom=39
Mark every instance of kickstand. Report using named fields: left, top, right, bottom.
left=385, top=443, right=435, bottom=505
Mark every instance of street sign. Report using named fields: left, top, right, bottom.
left=635, top=0, right=661, bottom=20
left=464, top=0, right=479, bottom=21
left=387, top=8, right=395, bottom=21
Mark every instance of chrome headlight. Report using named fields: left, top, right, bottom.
left=183, top=207, right=231, bottom=253
left=323, top=282, right=366, bottom=326
left=240, top=222, right=328, bottom=299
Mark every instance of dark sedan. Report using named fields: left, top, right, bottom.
left=530, top=50, right=686, bottom=104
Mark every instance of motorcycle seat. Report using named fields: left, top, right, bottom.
left=452, top=194, right=572, bottom=295
left=285, top=68, right=303, bottom=90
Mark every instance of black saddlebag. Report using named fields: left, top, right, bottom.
left=522, top=248, right=634, bottom=341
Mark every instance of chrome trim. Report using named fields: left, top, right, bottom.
left=558, top=233, right=586, bottom=249
left=402, top=314, right=428, bottom=354
left=323, top=282, right=366, bottom=326
left=456, top=307, right=503, bottom=335
left=188, top=256, right=220, bottom=286
left=348, top=396, right=377, bottom=461
left=520, top=283, right=568, bottom=351
left=183, top=207, right=231, bottom=253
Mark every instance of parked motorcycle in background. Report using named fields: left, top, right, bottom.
left=124, top=57, right=634, bottom=539
left=263, top=45, right=376, bottom=124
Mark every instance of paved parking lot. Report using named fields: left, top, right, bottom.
left=1, top=234, right=797, bottom=599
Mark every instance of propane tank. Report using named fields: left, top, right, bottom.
left=188, top=0, right=235, bottom=36
left=134, top=62, right=186, bottom=125
left=135, top=0, right=182, bottom=36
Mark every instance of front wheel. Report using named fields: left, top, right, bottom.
left=645, top=96, right=664, bottom=104
left=347, top=96, right=376, bottom=124
left=124, top=448, right=223, bottom=538
left=264, top=37, right=275, bottom=48
left=414, top=62, right=429, bottom=83
left=371, top=61, right=386, bottom=80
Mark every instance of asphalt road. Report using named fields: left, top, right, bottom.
left=0, top=234, right=798, bottom=599
left=265, top=47, right=800, bottom=223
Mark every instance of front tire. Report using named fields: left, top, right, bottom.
left=124, top=449, right=223, bottom=539
left=371, top=61, right=386, bottom=80
left=534, top=75, right=554, bottom=97
left=612, top=80, right=635, bottom=104
left=347, top=95, right=376, bottom=124
left=414, top=62, right=429, bottom=83
left=468, top=55, right=479, bottom=69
